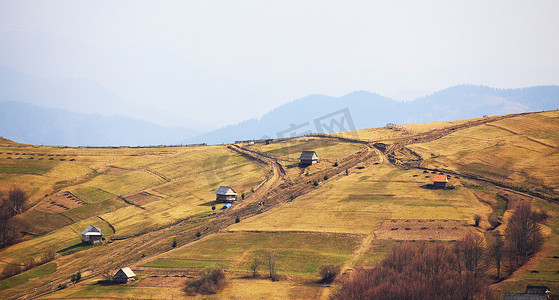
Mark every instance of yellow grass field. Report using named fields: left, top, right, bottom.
left=1, top=111, right=559, bottom=299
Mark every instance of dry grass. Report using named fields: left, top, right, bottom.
left=408, top=111, right=559, bottom=198
left=228, top=163, right=491, bottom=234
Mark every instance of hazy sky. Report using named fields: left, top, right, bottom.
left=1, top=1, right=558, bottom=129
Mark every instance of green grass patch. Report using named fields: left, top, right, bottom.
left=143, top=258, right=233, bottom=269
left=0, top=263, right=56, bottom=291
left=0, top=159, right=58, bottom=174
left=149, top=232, right=360, bottom=275
left=72, top=187, right=114, bottom=203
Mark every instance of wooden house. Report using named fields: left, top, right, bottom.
left=215, top=186, right=237, bottom=203
left=113, top=267, right=136, bottom=283
left=81, top=225, right=103, bottom=244
left=433, top=174, right=448, bottom=189
left=299, top=151, right=318, bottom=166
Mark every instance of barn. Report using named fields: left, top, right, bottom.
left=81, top=225, right=103, bottom=244
left=215, top=186, right=238, bottom=203
left=299, top=151, right=318, bottom=166
left=433, top=174, right=448, bottom=189
left=113, top=267, right=136, bottom=283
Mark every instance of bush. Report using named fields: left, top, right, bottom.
left=41, top=250, right=55, bottom=264
left=70, top=271, right=81, bottom=284
left=23, top=258, right=37, bottom=271
left=1, top=263, right=21, bottom=279
left=319, top=265, right=339, bottom=284
left=324, top=174, right=329, bottom=181
left=196, top=232, right=201, bottom=238
left=474, top=214, right=482, bottom=227
left=313, top=181, right=319, bottom=186
left=185, top=268, right=226, bottom=295
left=235, top=216, right=240, bottom=223
left=333, top=162, right=339, bottom=167
left=172, top=239, right=177, bottom=248
left=241, top=193, right=245, bottom=199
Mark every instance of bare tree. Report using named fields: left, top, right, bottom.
left=454, top=233, right=488, bottom=278
left=489, top=231, right=504, bottom=279
left=0, top=204, right=20, bottom=248
left=8, top=187, right=27, bottom=215
left=267, top=251, right=278, bottom=281
left=250, top=258, right=261, bottom=278
left=505, top=201, right=544, bottom=267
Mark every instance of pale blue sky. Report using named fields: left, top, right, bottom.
left=1, top=1, right=558, bottom=129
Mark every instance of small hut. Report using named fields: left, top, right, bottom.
left=299, top=151, right=318, bottom=166
left=113, top=267, right=136, bottom=283
left=215, top=186, right=237, bottom=203
left=81, top=225, right=103, bottom=244
left=433, top=174, right=448, bottom=189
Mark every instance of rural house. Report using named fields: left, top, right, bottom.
left=215, top=186, right=238, bottom=203
left=433, top=174, right=448, bottom=189
left=504, top=285, right=550, bottom=300
left=81, top=225, right=103, bottom=244
left=113, top=267, right=136, bottom=283
left=299, top=151, right=318, bottom=166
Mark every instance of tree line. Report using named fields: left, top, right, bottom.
left=338, top=200, right=547, bottom=299
left=0, top=187, right=27, bottom=248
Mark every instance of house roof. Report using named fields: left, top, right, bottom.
left=504, top=293, right=547, bottom=300
left=81, top=225, right=102, bottom=236
left=115, top=267, right=136, bottom=278
left=215, top=186, right=237, bottom=196
left=300, top=151, right=318, bottom=160
left=525, top=286, right=550, bottom=294
left=433, top=174, right=448, bottom=183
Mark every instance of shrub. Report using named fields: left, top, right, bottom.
left=313, top=181, right=319, bottom=186
left=333, top=162, right=339, bottom=167
left=70, top=271, right=81, bottom=284
left=196, top=232, right=201, bottom=238
left=1, top=263, right=21, bottom=279
left=319, top=265, right=339, bottom=284
left=324, top=174, right=329, bottom=181
left=23, top=258, right=37, bottom=270
left=185, top=268, right=226, bottom=295
left=211, top=205, right=216, bottom=211
left=235, top=216, right=240, bottom=223
left=474, top=214, right=482, bottom=227
left=241, top=193, right=245, bottom=199
left=172, top=239, right=177, bottom=248
left=41, top=250, right=55, bottom=264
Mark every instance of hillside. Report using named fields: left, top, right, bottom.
left=0, top=111, right=558, bottom=299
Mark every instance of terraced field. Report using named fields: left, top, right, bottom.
left=0, top=111, right=558, bottom=299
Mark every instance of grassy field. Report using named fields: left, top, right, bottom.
left=142, top=232, right=360, bottom=275
left=227, top=163, right=491, bottom=234
left=1, top=111, right=559, bottom=299
left=408, top=111, right=559, bottom=198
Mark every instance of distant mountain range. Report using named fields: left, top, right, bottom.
left=0, top=101, right=190, bottom=146
left=186, top=85, right=559, bottom=144
left=2, top=84, right=558, bottom=146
